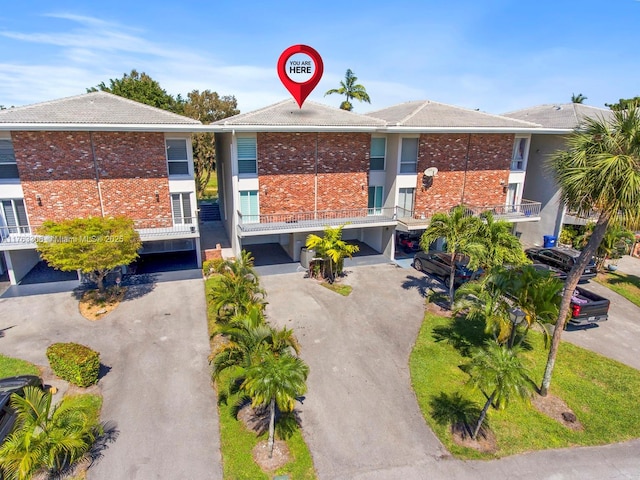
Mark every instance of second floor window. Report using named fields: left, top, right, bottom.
left=237, top=137, right=257, bottom=175
left=398, top=188, right=415, bottom=216
left=400, top=138, right=418, bottom=173
left=166, top=139, right=190, bottom=176
left=1, top=199, right=28, bottom=234
left=0, top=139, right=19, bottom=179
left=239, top=190, right=259, bottom=223
left=368, top=185, right=383, bottom=215
left=171, top=193, right=192, bottom=224
left=370, top=137, right=386, bottom=171
left=511, top=137, right=529, bottom=170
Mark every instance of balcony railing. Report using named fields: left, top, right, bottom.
left=237, top=207, right=397, bottom=234
left=0, top=219, right=198, bottom=248
left=396, top=199, right=542, bottom=229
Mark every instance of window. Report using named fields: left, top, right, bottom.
left=1, top=199, right=28, bottom=235
left=171, top=193, right=192, bottom=224
left=368, top=186, right=383, bottom=215
left=370, top=137, right=386, bottom=171
left=166, top=139, right=190, bottom=176
left=511, top=137, right=529, bottom=170
left=237, top=137, right=257, bottom=175
left=400, top=138, right=418, bottom=173
left=398, top=188, right=415, bottom=216
left=239, top=190, right=259, bottom=223
left=0, top=139, right=18, bottom=179
left=506, top=183, right=520, bottom=212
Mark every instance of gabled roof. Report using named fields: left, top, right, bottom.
left=366, top=100, right=541, bottom=131
left=211, top=99, right=386, bottom=131
left=502, top=103, right=614, bottom=130
left=0, top=91, right=201, bottom=132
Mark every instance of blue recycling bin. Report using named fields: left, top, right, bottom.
left=543, top=235, right=557, bottom=248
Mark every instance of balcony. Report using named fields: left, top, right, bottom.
left=0, top=219, right=199, bottom=250
left=237, top=207, right=397, bottom=236
left=396, top=200, right=542, bottom=231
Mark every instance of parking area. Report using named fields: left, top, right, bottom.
left=0, top=277, right=222, bottom=480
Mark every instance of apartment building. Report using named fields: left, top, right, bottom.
left=0, top=91, right=202, bottom=285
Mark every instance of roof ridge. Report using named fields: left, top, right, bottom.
left=426, top=100, right=542, bottom=127
left=397, top=100, right=430, bottom=125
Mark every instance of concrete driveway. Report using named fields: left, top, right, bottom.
left=0, top=277, right=222, bottom=480
left=262, top=263, right=640, bottom=480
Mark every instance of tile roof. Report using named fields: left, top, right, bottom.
left=0, top=91, right=200, bottom=125
left=366, top=100, right=541, bottom=128
left=502, top=103, right=614, bottom=129
left=212, top=99, right=386, bottom=128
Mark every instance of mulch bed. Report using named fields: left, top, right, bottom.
left=531, top=393, right=583, bottom=431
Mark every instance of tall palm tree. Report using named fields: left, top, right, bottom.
left=324, top=69, right=371, bottom=111
left=571, top=93, right=588, bottom=104
left=420, top=206, right=486, bottom=304
left=541, top=103, right=640, bottom=396
left=478, top=211, right=528, bottom=270
left=465, top=343, right=533, bottom=439
left=0, top=387, right=100, bottom=480
left=242, top=352, right=309, bottom=457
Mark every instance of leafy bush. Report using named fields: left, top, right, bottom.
left=203, top=258, right=226, bottom=277
left=46, top=343, right=100, bottom=387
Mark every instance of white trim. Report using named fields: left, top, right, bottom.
left=0, top=124, right=205, bottom=132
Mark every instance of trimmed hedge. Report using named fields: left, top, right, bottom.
left=46, top=342, right=100, bottom=387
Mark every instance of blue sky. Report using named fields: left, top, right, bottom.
left=1, top=1, right=639, bottom=115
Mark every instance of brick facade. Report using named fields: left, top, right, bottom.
left=13, top=131, right=172, bottom=227
left=257, top=132, right=369, bottom=214
left=414, top=133, right=512, bottom=217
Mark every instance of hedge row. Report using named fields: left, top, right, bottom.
left=46, top=342, right=100, bottom=387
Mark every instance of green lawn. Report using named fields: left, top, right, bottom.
left=204, top=277, right=317, bottom=479
left=202, top=173, right=218, bottom=199
left=0, top=353, right=40, bottom=378
left=410, top=312, right=640, bottom=459
left=594, top=270, right=640, bottom=307
left=321, top=282, right=352, bottom=296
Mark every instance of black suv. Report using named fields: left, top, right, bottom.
left=413, top=251, right=482, bottom=287
left=0, top=375, right=45, bottom=445
left=525, top=247, right=596, bottom=282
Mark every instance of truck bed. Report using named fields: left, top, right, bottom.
left=569, top=286, right=609, bottom=325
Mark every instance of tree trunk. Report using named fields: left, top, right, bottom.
left=540, top=211, right=611, bottom=396
left=473, top=392, right=495, bottom=439
left=268, top=398, right=276, bottom=458
left=448, top=251, right=456, bottom=305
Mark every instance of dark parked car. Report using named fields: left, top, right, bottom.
left=568, top=286, right=610, bottom=326
left=531, top=263, right=568, bottom=281
left=413, top=251, right=481, bottom=287
left=0, top=375, right=45, bottom=445
left=525, top=247, right=596, bottom=282
left=396, top=232, right=422, bottom=253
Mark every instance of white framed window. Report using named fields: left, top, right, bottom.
left=398, top=187, right=415, bottom=216
left=370, top=137, right=386, bottom=171
left=239, top=190, right=259, bottom=223
left=506, top=183, right=521, bottom=212
left=368, top=185, right=383, bottom=215
left=171, top=193, right=193, bottom=224
left=166, top=138, right=190, bottom=176
left=1, top=199, right=28, bottom=234
left=511, top=136, right=529, bottom=171
left=400, top=138, right=419, bottom=173
left=0, top=139, right=18, bottom=179
left=237, top=137, right=257, bottom=175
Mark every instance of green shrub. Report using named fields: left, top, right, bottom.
left=203, top=258, right=226, bottom=277
left=46, top=342, right=100, bottom=387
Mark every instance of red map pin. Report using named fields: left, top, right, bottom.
left=277, top=45, right=324, bottom=108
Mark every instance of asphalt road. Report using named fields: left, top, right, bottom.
left=0, top=277, right=222, bottom=480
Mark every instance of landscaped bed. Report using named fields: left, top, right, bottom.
left=410, top=312, right=640, bottom=459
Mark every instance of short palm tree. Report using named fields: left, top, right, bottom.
left=0, top=387, right=100, bottom=480
left=242, top=352, right=309, bottom=457
left=571, top=93, right=587, bottom=104
left=465, top=343, right=533, bottom=439
left=324, top=69, right=371, bottom=111
left=306, top=225, right=359, bottom=282
left=541, top=103, right=640, bottom=396
left=420, top=206, right=486, bottom=304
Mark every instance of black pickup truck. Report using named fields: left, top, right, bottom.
left=568, top=286, right=610, bottom=326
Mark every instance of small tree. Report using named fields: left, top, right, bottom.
left=36, top=217, right=141, bottom=293
left=306, top=225, right=359, bottom=282
left=324, top=69, right=371, bottom=111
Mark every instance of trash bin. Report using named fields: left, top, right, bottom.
left=300, top=247, right=315, bottom=269
left=543, top=235, right=557, bottom=248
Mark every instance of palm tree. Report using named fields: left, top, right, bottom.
left=242, top=352, right=309, bottom=457
left=306, top=225, right=359, bottom=282
left=541, top=103, right=640, bottom=396
left=324, top=69, right=371, bottom=111
left=464, top=343, right=533, bottom=439
left=0, top=387, right=100, bottom=480
left=420, top=206, right=486, bottom=304
left=478, top=211, right=528, bottom=270
left=571, top=93, right=588, bottom=104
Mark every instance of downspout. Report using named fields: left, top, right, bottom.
left=90, top=133, right=106, bottom=217
left=460, top=133, right=472, bottom=205
left=314, top=133, right=319, bottom=220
